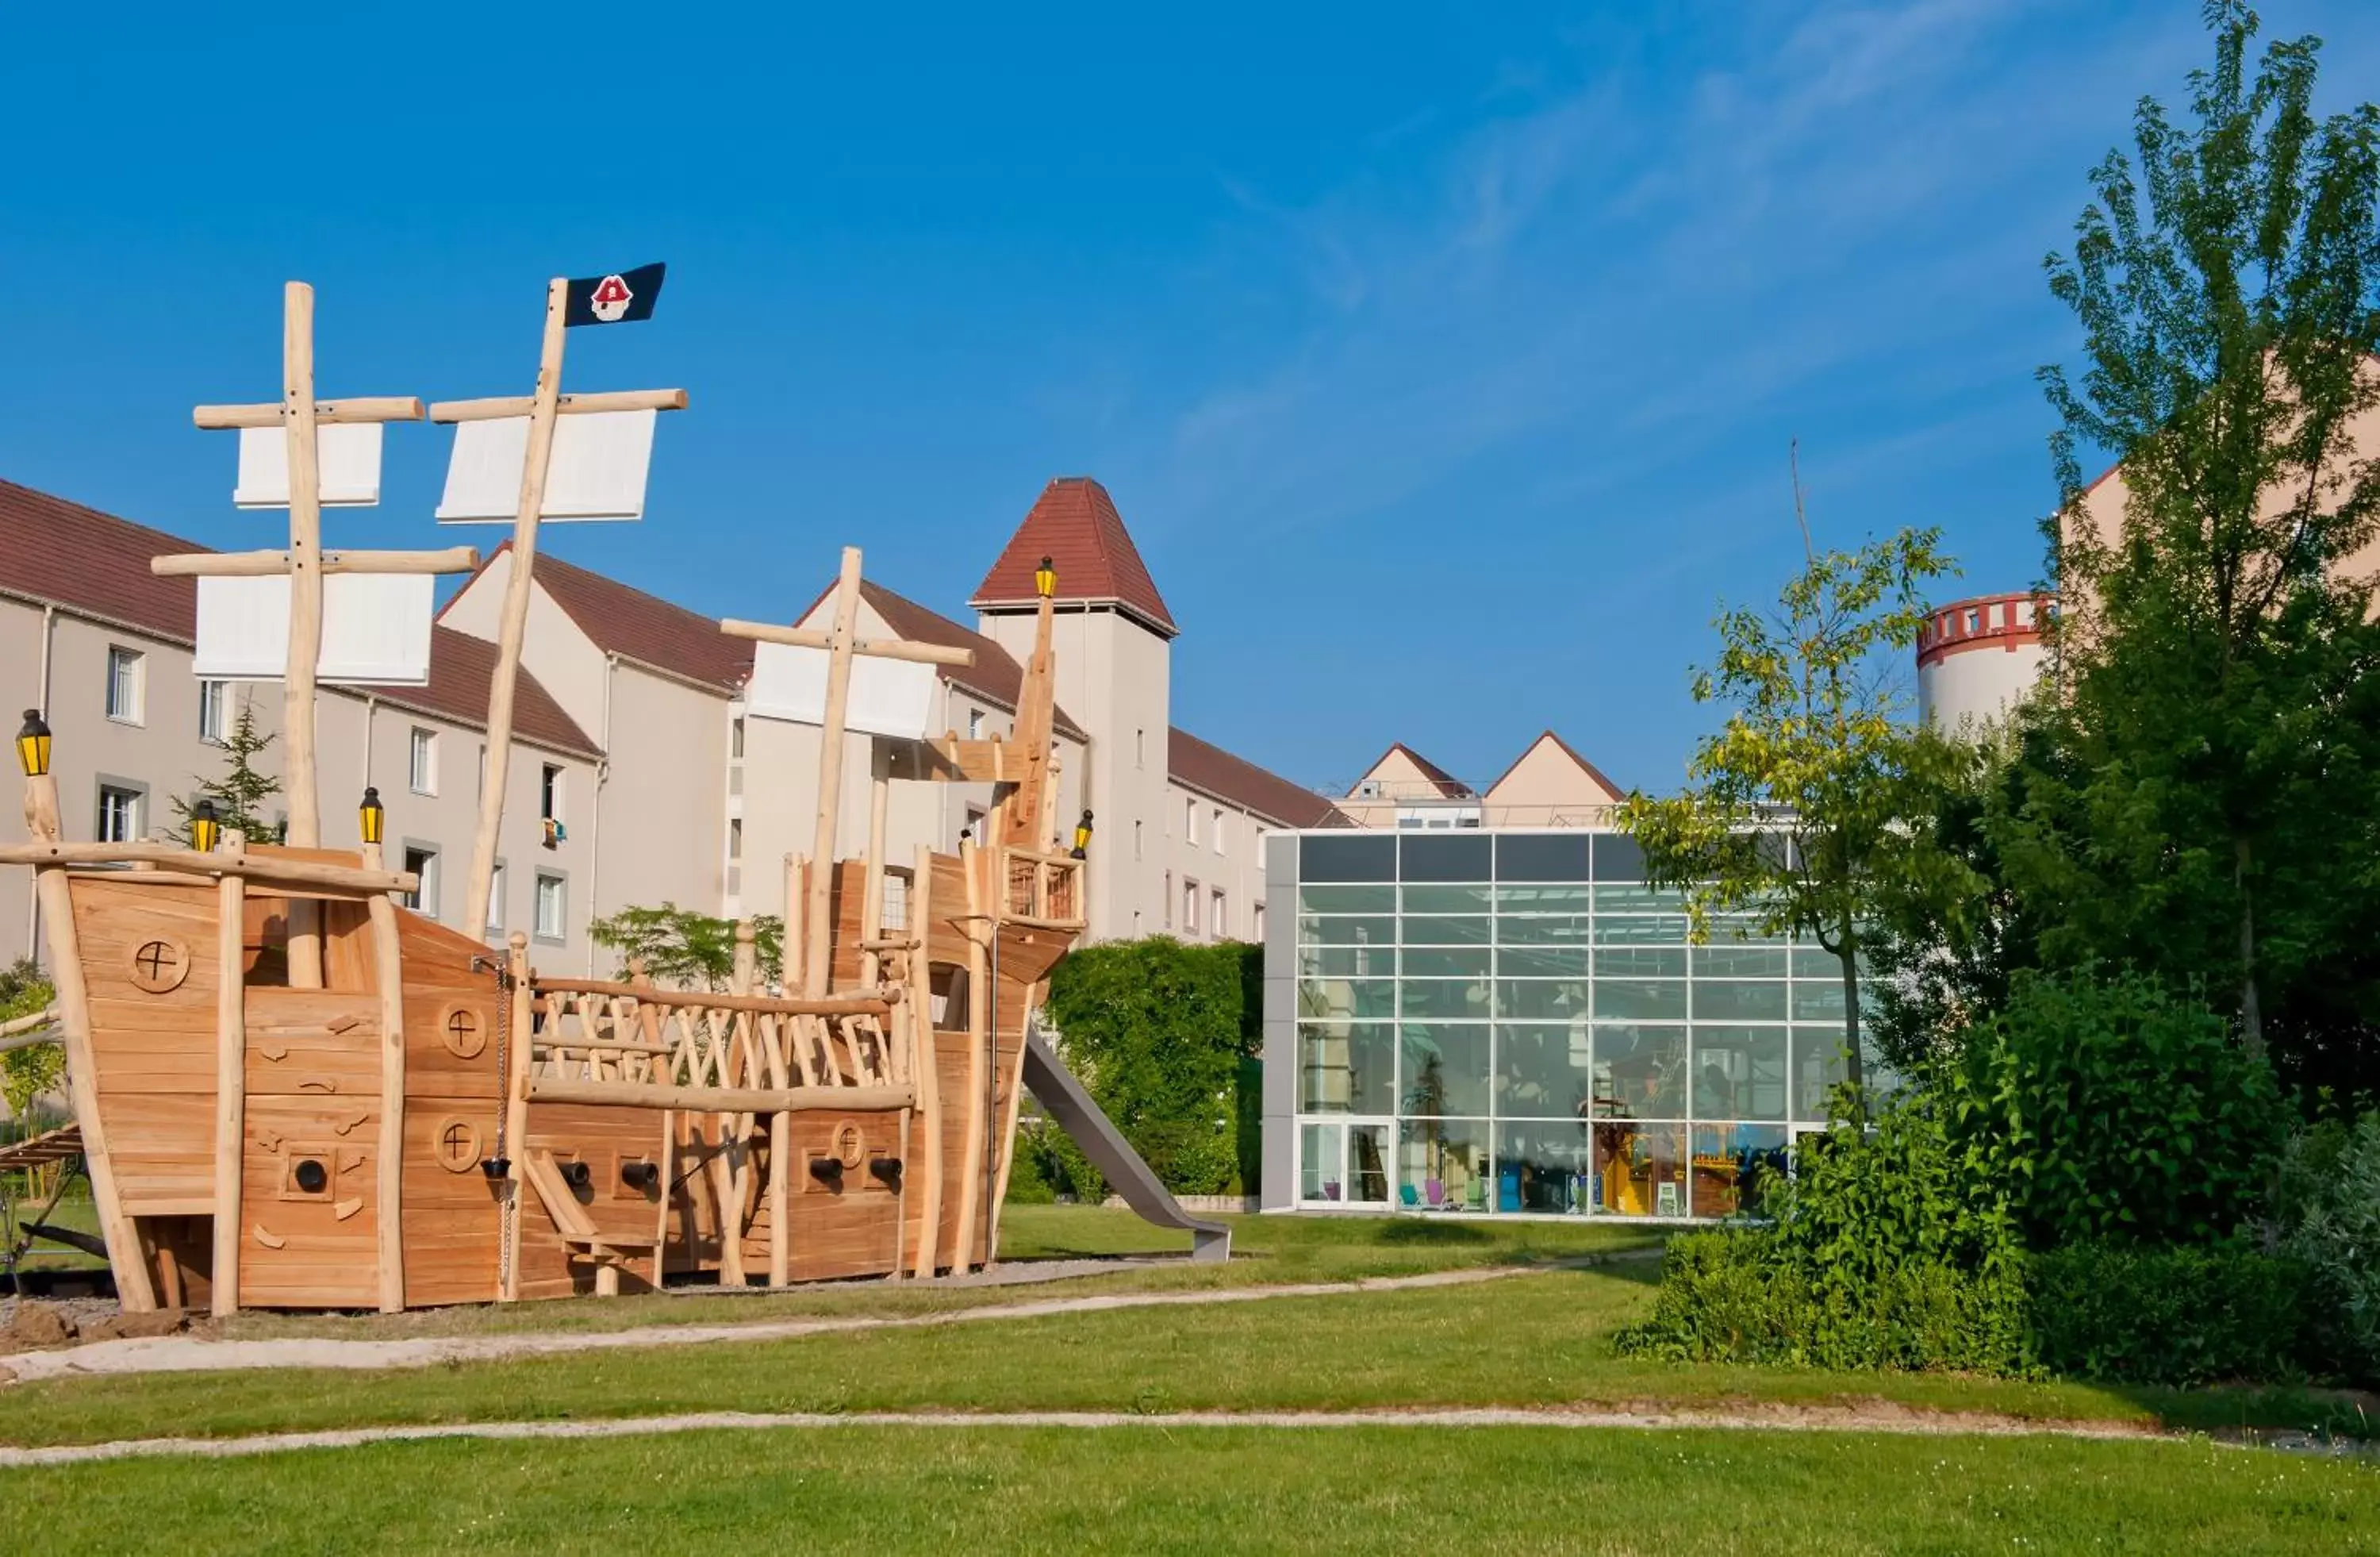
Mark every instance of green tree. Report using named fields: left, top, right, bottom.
left=0, top=959, right=63, bottom=1125
left=2025, top=0, right=2380, bottom=1075
left=171, top=702, right=282, bottom=844
left=1622, top=521, right=1971, bottom=1117
left=586, top=904, right=785, bottom=990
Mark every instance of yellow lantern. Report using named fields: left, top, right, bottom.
left=1035, top=556, right=1057, bottom=599
left=1070, top=809, right=1093, bottom=859
left=189, top=799, right=221, bottom=855
left=15, top=709, right=50, bottom=778
left=359, top=786, right=386, bottom=847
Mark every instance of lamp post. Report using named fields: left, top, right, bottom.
left=359, top=786, right=386, bottom=848
left=1034, top=556, right=1056, bottom=599
left=1070, top=809, right=1093, bottom=860
left=190, top=799, right=221, bottom=855
left=15, top=710, right=50, bottom=778
left=17, top=709, right=59, bottom=844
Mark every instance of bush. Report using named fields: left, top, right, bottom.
left=2028, top=1241, right=2312, bottom=1386
left=1951, top=968, right=2283, bottom=1248
left=2277, top=1113, right=2380, bottom=1382
left=1040, top=937, right=1259, bottom=1197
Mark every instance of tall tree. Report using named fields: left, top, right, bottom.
left=1623, top=523, right=1971, bottom=1118
left=172, top=702, right=283, bottom=844
left=2029, top=0, right=2380, bottom=1068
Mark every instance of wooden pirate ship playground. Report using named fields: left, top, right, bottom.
left=0, top=274, right=1223, bottom=1315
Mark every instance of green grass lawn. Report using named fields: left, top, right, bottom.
left=0, top=1425, right=2373, bottom=1555
left=2, top=1184, right=104, bottom=1271
left=0, top=1246, right=2364, bottom=1448
left=213, top=1203, right=1662, bottom=1342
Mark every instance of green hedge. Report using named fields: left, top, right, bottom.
left=1022, top=936, right=1262, bottom=1200
left=1621, top=1231, right=2320, bottom=1386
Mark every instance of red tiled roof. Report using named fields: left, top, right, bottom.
left=1169, top=726, right=1344, bottom=828
left=486, top=543, right=755, bottom=692
left=969, top=477, right=1177, bottom=636
left=849, top=580, right=1088, bottom=742
left=1483, top=730, right=1626, bottom=802
left=0, top=479, right=597, bottom=759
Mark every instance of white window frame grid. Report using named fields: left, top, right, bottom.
left=96, top=783, right=144, bottom=844
left=198, top=680, right=228, bottom=744
left=409, top=727, right=438, bottom=796
left=534, top=872, right=568, bottom=942
left=105, top=646, right=144, bottom=725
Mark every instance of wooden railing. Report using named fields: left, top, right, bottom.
left=1000, top=848, right=1084, bottom=928
left=524, top=977, right=912, bottom=1110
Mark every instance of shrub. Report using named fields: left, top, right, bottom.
left=0, top=959, right=61, bottom=1124
left=1951, top=968, right=2283, bottom=1248
left=2276, top=1113, right=2380, bottom=1382
left=2028, top=1241, right=2312, bottom=1386
left=1040, top=937, right=1259, bottom=1196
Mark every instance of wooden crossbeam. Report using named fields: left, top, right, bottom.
left=151, top=547, right=482, bottom=579
left=192, top=396, right=424, bottom=429
left=0, top=840, right=416, bottom=895
left=719, top=618, right=975, bottom=668
left=428, top=386, right=687, bottom=423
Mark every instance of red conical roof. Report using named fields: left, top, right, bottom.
left=969, top=477, right=1177, bottom=636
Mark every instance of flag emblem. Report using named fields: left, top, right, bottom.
left=589, top=274, right=634, bottom=323
left=564, top=262, right=666, bottom=327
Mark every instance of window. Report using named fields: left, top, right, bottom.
left=962, top=805, right=986, bottom=848
left=105, top=647, right=144, bottom=724
left=477, top=744, right=487, bottom=798
left=882, top=869, right=911, bottom=931
left=731, top=716, right=746, bottom=760
left=1184, top=798, right=1198, bottom=847
left=401, top=846, right=439, bottom=917
left=1184, top=878, right=1200, bottom=936
left=541, top=765, right=565, bottom=848
left=535, top=873, right=566, bottom=941
left=409, top=728, right=438, bottom=795
left=1213, top=807, right=1227, bottom=853
left=96, top=784, right=143, bottom=843
left=1212, top=888, right=1227, bottom=938
left=728, top=817, right=743, bottom=860
left=198, top=680, right=228, bottom=744
left=1253, top=901, right=1266, bottom=940
left=486, top=862, right=506, bottom=931
left=967, top=708, right=985, bottom=740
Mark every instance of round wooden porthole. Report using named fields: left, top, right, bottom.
left=434, top=1117, right=482, bottom=1174
left=439, top=1003, right=488, bottom=1059
left=127, top=936, right=191, bottom=995
left=831, top=1121, right=866, bottom=1169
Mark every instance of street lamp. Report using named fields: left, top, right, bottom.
left=359, top=786, right=385, bottom=847
left=15, top=710, right=50, bottom=778
left=190, top=799, right=221, bottom=855
left=1071, top=809, right=1093, bottom=859
left=1035, top=556, right=1056, bottom=600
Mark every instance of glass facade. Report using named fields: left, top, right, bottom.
left=1279, top=830, right=1854, bottom=1220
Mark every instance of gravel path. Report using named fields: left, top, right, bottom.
left=0, top=1264, right=1548, bottom=1385
left=0, top=1405, right=2209, bottom=1467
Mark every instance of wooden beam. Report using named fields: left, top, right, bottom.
left=528, top=1078, right=915, bottom=1113
left=803, top=551, right=863, bottom=1020
left=746, top=922, right=789, bottom=1290
left=365, top=840, right=407, bottom=1315
left=719, top=618, right=975, bottom=668
left=210, top=836, right=246, bottom=1317
left=0, top=841, right=415, bottom=895
left=528, top=978, right=896, bottom=1017
left=499, top=932, right=532, bottom=1303
left=191, top=396, right=424, bottom=429
left=464, top=278, right=569, bottom=945
left=908, top=842, right=942, bottom=1280
left=952, top=839, right=990, bottom=1272
left=428, top=386, right=687, bottom=423
left=151, top=547, right=481, bottom=579
left=282, top=282, right=325, bottom=990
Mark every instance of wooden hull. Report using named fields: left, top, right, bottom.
left=49, top=848, right=1060, bottom=1309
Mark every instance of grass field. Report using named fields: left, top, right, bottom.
left=0, top=1425, right=2372, bottom=1555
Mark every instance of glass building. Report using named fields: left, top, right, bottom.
left=1258, top=828, right=1860, bottom=1220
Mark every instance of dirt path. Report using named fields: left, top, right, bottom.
left=0, top=1405, right=2222, bottom=1467
left=0, top=1264, right=1560, bottom=1386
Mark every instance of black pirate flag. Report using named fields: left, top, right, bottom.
left=565, top=263, right=666, bottom=327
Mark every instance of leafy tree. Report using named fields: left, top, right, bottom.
left=0, top=959, right=63, bottom=1125
left=171, top=702, right=282, bottom=844
left=2025, top=0, right=2380, bottom=1078
left=1622, top=524, right=1974, bottom=1117
left=587, top=904, right=785, bottom=990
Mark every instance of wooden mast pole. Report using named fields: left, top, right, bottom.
left=464, top=279, right=570, bottom=946
left=281, top=283, right=327, bottom=988
left=908, top=843, right=942, bottom=1278
left=364, top=839, right=408, bottom=1313
left=803, top=547, right=864, bottom=1000
left=210, top=831, right=247, bottom=1317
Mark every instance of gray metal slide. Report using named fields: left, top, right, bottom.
left=1022, top=1030, right=1232, bottom=1263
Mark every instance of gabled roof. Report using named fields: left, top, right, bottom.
left=0, top=479, right=597, bottom=759
left=851, top=579, right=1088, bottom=742
left=1349, top=741, right=1473, bottom=799
left=1483, top=730, right=1625, bottom=803
left=1169, top=727, right=1345, bottom=828
left=467, top=543, right=755, bottom=693
left=969, top=477, right=1178, bottom=636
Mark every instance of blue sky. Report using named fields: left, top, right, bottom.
left=6, top=2, right=2376, bottom=796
